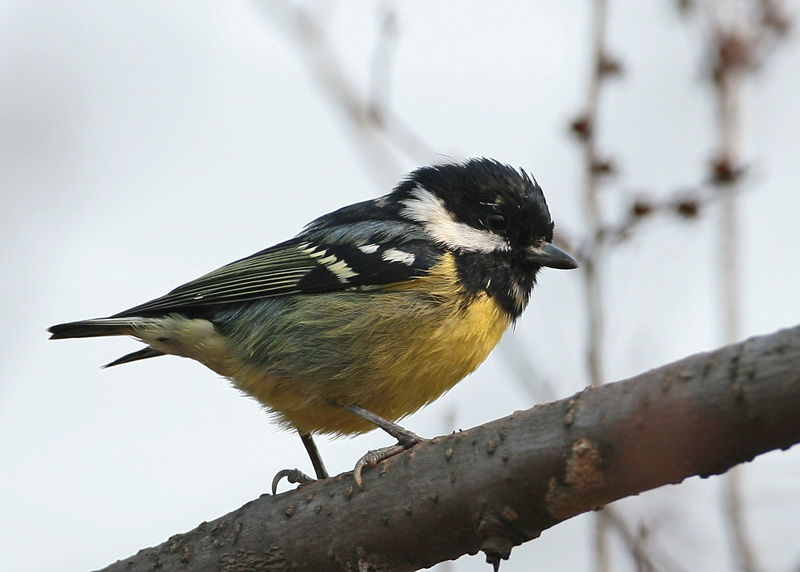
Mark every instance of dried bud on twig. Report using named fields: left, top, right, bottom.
left=760, top=0, right=792, bottom=36
left=570, top=114, right=593, bottom=142
left=710, top=155, right=745, bottom=186
left=598, top=52, right=624, bottom=78
left=631, top=198, right=653, bottom=218
left=676, top=199, right=700, bottom=218
left=712, top=30, right=757, bottom=84
left=592, top=158, right=617, bottom=177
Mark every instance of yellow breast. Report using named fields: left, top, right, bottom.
left=226, top=254, right=512, bottom=436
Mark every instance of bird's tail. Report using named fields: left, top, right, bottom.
left=47, top=318, right=167, bottom=367
left=48, top=318, right=139, bottom=339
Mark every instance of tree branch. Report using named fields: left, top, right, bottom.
left=98, top=325, right=800, bottom=572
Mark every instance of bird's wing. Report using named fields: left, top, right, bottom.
left=113, top=233, right=440, bottom=317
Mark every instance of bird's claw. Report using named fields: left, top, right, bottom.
left=353, top=435, right=424, bottom=489
left=271, top=468, right=316, bottom=495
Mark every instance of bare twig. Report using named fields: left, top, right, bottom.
left=571, top=0, right=619, bottom=570
left=367, top=2, right=399, bottom=115
left=710, top=17, right=754, bottom=570
left=604, top=505, right=694, bottom=572
left=690, top=2, right=793, bottom=570
left=256, top=1, right=433, bottom=188
left=603, top=507, right=656, bottom=572
left=577, top=0, right=611, bottom=392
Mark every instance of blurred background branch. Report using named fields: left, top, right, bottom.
left=256, top=0, right=435, bottom=188
left=680, top=2, right=791, bottom=571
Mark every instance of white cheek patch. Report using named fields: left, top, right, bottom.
left=400, top=186, right=509, bottom=253
left=382, top=248, right=416, bottom=265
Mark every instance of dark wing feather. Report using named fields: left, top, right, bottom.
left=112, top=221, right=442, bottom=318
left=113, top=238, right=319, bottom=316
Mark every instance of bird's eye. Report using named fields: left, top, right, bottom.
left=486, top=212, right=508, bottom=232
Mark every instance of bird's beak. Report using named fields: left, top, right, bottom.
left=527, top=242, right=579, bottom=270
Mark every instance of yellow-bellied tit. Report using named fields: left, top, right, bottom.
left=49, top=158, right=577, bottom=489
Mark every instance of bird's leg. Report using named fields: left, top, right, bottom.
left=344, top=403, right=422, bottom=446
left=300, top=431, right=329, bottom=480
left=271, top=431, right=329, bottom=494
left=333, top=401, right=425, bottom=488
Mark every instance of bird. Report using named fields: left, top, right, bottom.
left=48, top=157, right=577, bottom=489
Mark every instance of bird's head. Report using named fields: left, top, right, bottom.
left=395, top=158, right=577, bottom=317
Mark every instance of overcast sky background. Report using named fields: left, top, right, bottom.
left=1, top=2, right=799, bottom=571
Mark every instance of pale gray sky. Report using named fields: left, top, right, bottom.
left=1, top=2, right=799, bottom=571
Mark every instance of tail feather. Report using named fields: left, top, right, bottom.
left=48, top=318, right=138, bottom=340
left=104, top=347, right=166, bottom=368
left=49, top=317, right=168, bottom=368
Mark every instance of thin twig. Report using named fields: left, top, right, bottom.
left=688, top=1, right=791, bottom=571
left=703, top=4, right=769, bottom=572
left=580, top=0, right=610, bottom=391
left=575, top=1, right=613, bottom=571
left=256, top=1, right=433, bottom=188
left=604, top=506, right=693, bottom=572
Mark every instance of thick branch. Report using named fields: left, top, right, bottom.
left=99, top=325, right=800, bottom=572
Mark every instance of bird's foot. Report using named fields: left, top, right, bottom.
left=353, top=431, right=423, bottom=489
left=271, top=468, right=317, bottom=495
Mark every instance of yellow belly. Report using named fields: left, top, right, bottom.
left=221, top=255, right=511, bottom=435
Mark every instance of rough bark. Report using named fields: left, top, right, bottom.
left=98, top=325, right=800, bottom=572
